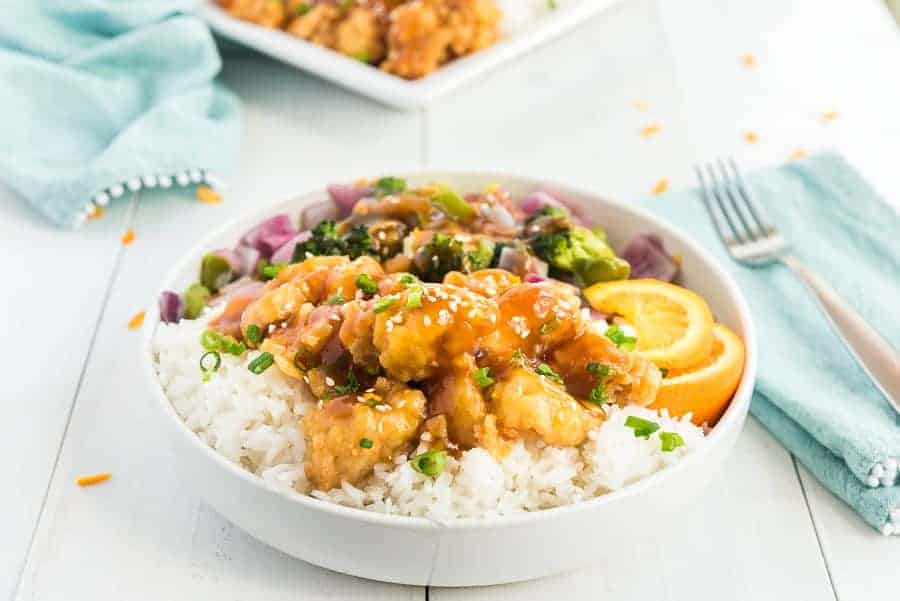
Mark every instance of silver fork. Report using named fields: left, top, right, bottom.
left=696, top=158, right=900, bottom=414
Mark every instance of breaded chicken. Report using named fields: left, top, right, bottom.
left=426, top=354, right=487, bottom=448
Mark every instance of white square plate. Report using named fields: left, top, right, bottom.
left=199, top=1, right=622, bottom=109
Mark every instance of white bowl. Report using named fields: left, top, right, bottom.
left=143, top=171, right=757, bottom=587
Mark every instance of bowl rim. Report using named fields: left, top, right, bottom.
left=142, top=169, right=758, bottom=532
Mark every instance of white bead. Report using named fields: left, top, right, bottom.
left=142, top=175, right=158, bottom=188
left=866, top=475, right=880, bottom=487
left=158, top=175, right=173, bottom=188
left=890, top=508, right=900, bottom=523
left=93, top=191, right=110, bottom=206
left=72, top=212, right=87, bottom=227
left=189, top=168, right=203, bottom=183
left=885, top=457, right=898, bottom=472
left=176, top=172, right=191, bottom=186
left=880, top=474, right=895, bottom=487
left=871, top=463, right=885, bottom=478
left=882, top=523, right=895, bottom=536
left=126, top=177, right=142, bottom=191
left=109, top=183, right=125, bottom=198
left=203, top=172, right=225, bottom=190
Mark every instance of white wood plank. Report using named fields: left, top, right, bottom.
left=432, top=421, right=834, bottom=601
left=0, top=187, right=133, bottom=600
left=427, top=0, right=834, bottom=598
left=15, top=56, right=424, bottom=601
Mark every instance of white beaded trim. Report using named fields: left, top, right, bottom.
left=866, top=457, right=899, bottom=488
left=74, top=169, right=224, bottom=226
left=882, top=507, right=900, bottom=536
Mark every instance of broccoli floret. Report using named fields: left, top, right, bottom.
left=526, top=205, right=568, bottom=223
left=464, top=239, right=495, bottom=272
left=413, top=233, right=464, bottom=281
left=530, top=225, right=630, bottom=285
left=343, top=224, right=374, bottom=259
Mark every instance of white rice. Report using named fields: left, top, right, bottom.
left=499, top=0, right=567, bottom=34
left=153, top=311, right=705, bottom=520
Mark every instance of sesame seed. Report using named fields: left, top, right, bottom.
left=423, top=315, right=432, bottom=326
left=325, top=376, right=335, bottom=386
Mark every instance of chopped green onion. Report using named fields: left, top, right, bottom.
left=246, top=324, right=263, bottom=345
left=333, top=372, right=359, bottom=395
left=373, top=296, right=397, bottom=314
left=547, top=0, right=558, bottom=9
left=202, top=372, right=212, bottom=382
left=200, top=351, right=221, bottom=373
left=624, top=416, right=660, bottom=439
left=296, top=2, right=311, bottom=15
left=374, top=176, right=407, bottom=197
left=399, top=274, right=417, bottom=285
left=587, top=362, right=611, bottom=378
left=535, top=363, right=563, bottom=384
left=353, top=51, right=371, bottom=63
left=200, top=330, right=245, bottom=356
left=359, top=438, right=373, bottom=449
left=201, top=329, right=222, bottom=351
left=261, top=262, right=287, bottom=280
left=474, top=367, right=494, bottom=388
left=511, top=348, right=526, bottom=367
left=406, top=286, right=424, bottom=308
left=660, top=431, right=685, bottom=452
left=589, top=383, right=606, bottom=405
left=538, top=317, right=559, bottom=335
left=325, top=294, right=345, bottom=305
left=248, top=352, right=274, bottom=375
left=605, top=324, right=637, bottom=351
left=410, top=450, right=447, bottom=477
left=356, top=273, right=378, bottom=296
left=432, top=189, right=475, bottom=220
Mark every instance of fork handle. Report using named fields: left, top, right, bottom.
left=781, top=254, right=900, bottom=406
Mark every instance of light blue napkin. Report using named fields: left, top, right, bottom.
left=0, top=0, right=241, bottom=228
left=637, top=152, right=900, bottom=535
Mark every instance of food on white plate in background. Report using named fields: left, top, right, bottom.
left=216, top=0, right=563, bottom=79
left=152, top=176, right=744, bottom=519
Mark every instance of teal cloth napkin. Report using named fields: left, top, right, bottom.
left=0, top=0, right=241, bottom=228
left=637, top=152, right=900, bottom=535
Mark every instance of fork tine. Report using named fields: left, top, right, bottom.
left=703, top=162, right=747, bottom=243
left=694, top=164, right=735, bottom=245
left=728, top=158, right=774, bottom=236
left=715, top=158, right=759, bottom=241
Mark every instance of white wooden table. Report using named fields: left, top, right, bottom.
left=4, top=0, right=899, bottom=599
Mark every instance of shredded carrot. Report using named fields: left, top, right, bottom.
left=196, top=185, right=222, bottom=204
left=632, top=99, right=649, bottom=113
left=740, top=53, right=757, bottom=69
left=640, top=123, right=662, bottom=138
left=743, top=131, right=759, bottom=144
left=121, top=228, right=136, bottom=245
left=87, top=206, right=104, bottom=220
left=790, top=149, right=809, bottom=160
left=651, top=178, right=669, bottom=195
left=822, top=110, right=839, bottom=123
left=128, top=310, right=146, bottom=330
left=77, top=472, right=111, bottom=487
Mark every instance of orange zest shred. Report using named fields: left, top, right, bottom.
left=632, top=99, right=649, bottom=112
left=740, top=53, right=757, bottom=69
left=651, top=178, right=669, bottom=195
left=77, top=472, right=111, bottom=487
left=640, top=123, right=662, bottom=138
left=743, top=131, right=759, bottom=144
left=790, top=149, right=809, bottom=160
left=121, top=228, right=136, bottom=245
left=822, top=110, right=839, bottom=123
left=128, top=310, right=146, bottom=330
left=87, top=206, right=104, bottom=220
left=196, top=185, right=222, bottom=204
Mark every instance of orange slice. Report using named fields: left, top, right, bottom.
left=583, top=279, right=714, bottom=369
left=652, top=324, right=745, bottom=425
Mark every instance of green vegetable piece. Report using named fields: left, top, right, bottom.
left=356, top=273, right=378, bottom=296
left=201, top=254, right=233, bottom=292
left=256, top=258, right=272, bottom=279
left=474, top=367, right=494, bottom=388
left=624, top=416, right=660, bottom=439
left=374, top=176, right=407, bottom=197
left=200, top=351, right=221, bottom=373
left=464, top=239, right=495, bottom=272
left=344, top=224, right=374, bottom=259
left=333, top=372, right=359, bottom=395
left=535, top=363, right=563, bottom=384
left=410, top=450, right=447, bottom=477
left=432, top=189, right=475, bottom=220
left=605, top=325, right=637, bottom=351
left=325, top=294, right=345, bottom=305
left=246, top=324, right=263, bottom=345
left=530, top=225, right=630, bottom=286
left=538, top=317, right=559, bottom=335
left=200, top=329, right=245, bottom=356
left=399, top=274, right=418, bottom=286
left=373, top=296, right=397, bottom=314
left=359, top=438, right=374, bottom=449
left=414, top=232, right=464, bottom=281
left=589, top=383, right=606, bottom=405
left=261, top=262, right=287, bottom=280
left=293, top=220, right=343, bottom=260
left=248, top=352, right=275, bottom=375
left=296, top=2, right=311, bottom=15
left=201, top=329, right=222, bottom=352
left=406, top=286, right=424, bottom=308
left=587, top=362, right=611, bottom=378
left=183, top=283, right=211, bottom=319
left=660, top=431, right=685, bottom=452
left=511, top=348, right=527, bottom=367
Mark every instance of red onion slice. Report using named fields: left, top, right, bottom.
left=217, top=277, right=264, bottom=303
left=240, top=214, right=298, bottom=258
left=158, top=290, right=184, bottom=323
left=235, top=245, right=261, bottom=276
left=328, top=184, right=374, bottom=216
left=270, top=230, right=312, bottom=265
left=300, top=199, right=340, bottom=229
left=622, top=233, right=679, bottom=282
